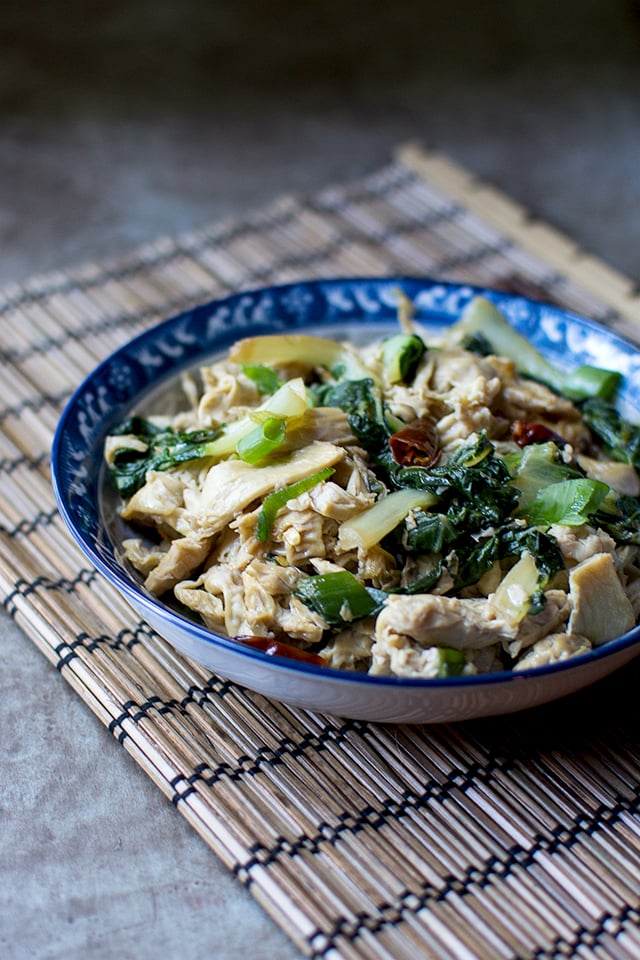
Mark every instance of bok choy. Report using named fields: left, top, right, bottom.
left=455, top=297, right=621, bottom=401
left=293, top=571, right=387, bottom=626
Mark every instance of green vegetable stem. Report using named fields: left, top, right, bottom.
left=236, top=416, right=287, bottom=464
left=380, top=333, right=426, bottom=384
left=456, top=297, right=621, bottom=401
left=256, top=466, right=335, bottom=541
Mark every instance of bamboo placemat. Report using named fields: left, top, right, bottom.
left=2, top=141, right=640, bottom=959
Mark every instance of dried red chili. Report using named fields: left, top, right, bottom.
left=389, top=416, right=441, bottom=467
left=511, top=420, right=567, bottom=448
left=234, top=635, right=326, bottom=666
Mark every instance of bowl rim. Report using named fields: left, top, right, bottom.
left=51, top=274, right=640, bottom=690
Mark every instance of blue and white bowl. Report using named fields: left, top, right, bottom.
left=51, top=277, right=640, bottom=723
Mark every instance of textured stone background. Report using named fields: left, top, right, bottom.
left=2, top=0, right=640, bottom=284
left=2, top=3, right=639, bottom=959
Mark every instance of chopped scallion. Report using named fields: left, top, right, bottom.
left=204, top=377, right=309, bottom=460
left=436, top=648, right=467, bottom=678
left=561, top=365, right=621, bottom=402
left=236, top=417, right=286, bottom=464
left=256, top=466, right=335, bottom=541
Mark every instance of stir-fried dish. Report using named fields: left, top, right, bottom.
left=105, top=296, right=640, bottom=677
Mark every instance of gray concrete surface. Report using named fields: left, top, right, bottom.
left=2, top=2, right=640, bottom=958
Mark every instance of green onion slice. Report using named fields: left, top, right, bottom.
left=436, top=648, right=467, bottom=678
left=203, top=377, right=308, bottom=461
left=256, top=466, right=335, bottom=541
left=339, top=488, right=438, bottom=550
left=236, top=417, right=286, bottom=464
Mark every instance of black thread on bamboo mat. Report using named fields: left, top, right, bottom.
left=237, top=234, right=419, bottom=289
left=224, top=228, right=513, bottom=294
left=106, top=694, right=180, bottom=744
left=0, top=451, right=49, bottom=475
left=179, top=720, right=364, bottom=807
left=302, top=198, right=462, bottom=247
left=103, top=676, right=236, bottom=756
left=2, top=569, right=98, bottom=616
left=189, top=203, right=461, bottom=288
left=126, top=696, right=176, bottom=723
left=494, top=271, right=565, bottom=305
left=0, top=164, right=417, bottom=320
left=169, top=774, right=198, bottom=804
left=70, top=628, right=144, bottom=655
left=108, top=710, right=132, bottom=745
left=179, top=676, right=235, bottom=710
left=309, top=164, right=420, bottom=210
left=517, top=269, right=618, bottom=321
left=0, top=246, right=212, bottom=319
left=232, top=763, right=501, bottom=885
left=1, top=203, right=470, bottom=365
left=235, top=202, right=494, bottom=290
left=315, top=801, right=640, bottom=957
left=0, top=291, right=201, bottom=366
left=232, top=777, right=640, bottom=956
left=535, top=903, right=640, bottom=960
left=0, top=389, right=71, bottom=425
left=51, top=626, right=147, bottom=674
left=236, top=757, right=640, bottom=893
left=52, top=641, right=80, bottom=671
left=1, top=507, right=59, bottom=539
left=434, top=236, right=514, bottom=274
left=104, top=709, right=362, bottom=805
left=185, top=205, right=302, bottom=249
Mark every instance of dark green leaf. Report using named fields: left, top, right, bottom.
left=293, top=571, right=387, bottom=627
left=524, top=478, right=610, bottom=526
left=241, top=364, right=281, bottom=395
left=453, top=525, right=563, bottom=591
left=581, top=399, right=640, bottom=468
left=595, top=493, right=640, bottom=546
left=402, top=511, right=456, bottom=555
left=108, top=417, right=222, bottom=497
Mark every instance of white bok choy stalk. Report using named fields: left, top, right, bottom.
left=489, top=552, right=540, bottom=626
left=339, top=488, right=438, bottom=551
left=455, top=297, right=620, bottom=401
left=229, top=333, right=375, bottom=382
